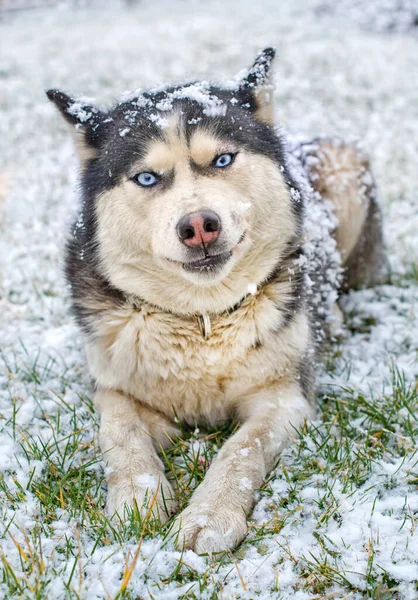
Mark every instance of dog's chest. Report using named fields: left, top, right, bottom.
left=86, top=294, right=288, bottom=423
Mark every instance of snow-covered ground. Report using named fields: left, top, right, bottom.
left=0, top=1, right=417, bottom=598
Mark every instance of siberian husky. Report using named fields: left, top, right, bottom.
left=47, top=48, right=385, bottom=553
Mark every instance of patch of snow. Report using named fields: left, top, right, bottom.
left=0, top=1, right=417, bottom=598
left=239, top=477, right=253, bottom=491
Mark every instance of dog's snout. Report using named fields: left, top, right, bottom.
left=177, top=210, right=221, bottom=248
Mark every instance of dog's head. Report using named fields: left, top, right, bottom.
left=48, top=48, right=303, bottom=315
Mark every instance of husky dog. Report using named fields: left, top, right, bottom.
left=47, top=48, right=385, bottom=554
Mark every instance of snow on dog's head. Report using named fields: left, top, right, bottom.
left=47, top=48, right=303, bottom=315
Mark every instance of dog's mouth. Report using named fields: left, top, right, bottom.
left=164, top=231, right=247, bottom=274
left=182, top=250, right=232, bottom=273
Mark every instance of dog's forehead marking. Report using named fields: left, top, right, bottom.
left=189, top=130, right=222, bottom=166
left=143, top=116, right=233, bottom=172
left=145, top=141, right=176, bottom=173
left=142, top=113, right=186, bottom=172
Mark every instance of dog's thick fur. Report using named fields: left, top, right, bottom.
left=47, top=49, right=385, bottom=554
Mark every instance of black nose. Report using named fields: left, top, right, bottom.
left=176, top=210, right=221, bottom=248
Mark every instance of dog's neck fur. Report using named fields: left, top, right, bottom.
left=119, top=245, right=304, bottom=340
left=124, top=286, right=254, bottom=340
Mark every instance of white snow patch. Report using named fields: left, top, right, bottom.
left=1, top=2, right=417, bottom=599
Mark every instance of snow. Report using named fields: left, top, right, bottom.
left=247, top=282, right=258, bottom=295
left=239, top=477, right=253, bottom=491
left=1, top=0, right=418, bottom=599
left=136, top=473, right=159, bottom=489
left=68, top=101, right=94, bottom=123
left=315, top=0, right=418, bottom=34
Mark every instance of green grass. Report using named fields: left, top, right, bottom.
left=1, top=331, right=417, bottom=599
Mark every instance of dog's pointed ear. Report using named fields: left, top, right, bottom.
left=46, top=89, right=109, bottom=164
left=239, top=47, right=276, bottom=125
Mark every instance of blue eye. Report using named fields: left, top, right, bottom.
left=134, top=172, right=159, bottom=187
left=214, top=153, right=234, bottom=168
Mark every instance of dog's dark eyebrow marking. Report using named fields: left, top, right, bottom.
left=189, top=160, right=229, bottom=177
left=175, top=117, right=183, bottom=138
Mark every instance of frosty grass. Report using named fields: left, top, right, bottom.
left=1, top=1, right=418, bottom=598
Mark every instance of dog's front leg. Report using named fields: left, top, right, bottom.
left=95, top=389, right=178, bottom=522
left=174, top=381, right=314, bottom=553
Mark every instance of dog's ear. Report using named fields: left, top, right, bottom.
left=46, top=89, right=109, bottom=164
left=239, top=47, right=276, bottom=125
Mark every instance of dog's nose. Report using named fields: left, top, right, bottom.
left=176, top=210, right=221, bottom=247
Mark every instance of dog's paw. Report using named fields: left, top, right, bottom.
left=106, top=472, right=177, bottom=523
left=173, top=503, right=248, bottom=554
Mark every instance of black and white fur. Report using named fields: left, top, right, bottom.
left=47, top=48, right=385, bottom=554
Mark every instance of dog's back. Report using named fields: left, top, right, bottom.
left=297, top=137, right=386, bottom=292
